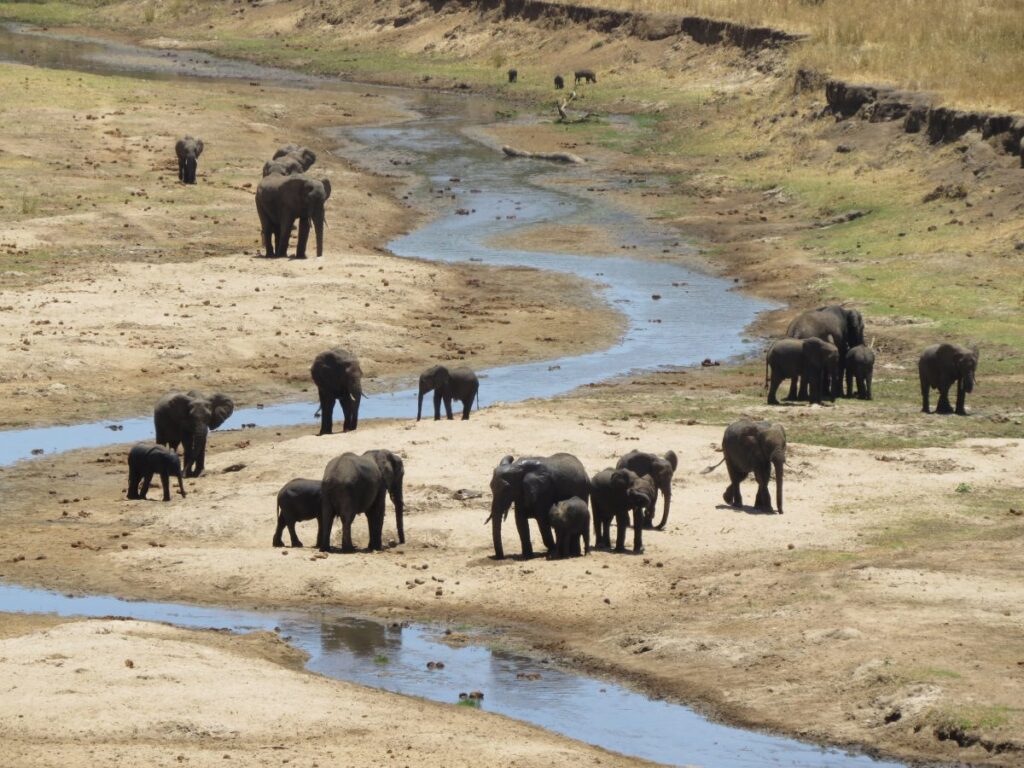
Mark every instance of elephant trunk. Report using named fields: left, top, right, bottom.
left=490, top=501, right=506, bottom=559
left=654, top=484, right=671, bottom=530
left=774, top=457, right=784, bottom=515
left=314, top=213, right=325, bottom=258
left=393, top=486, right=405, bottom=545
left=176, top=466, right=187, bottom=498
left=190, top=427, right=208, bottom=477
left=417, top=383, right=428, bottom=422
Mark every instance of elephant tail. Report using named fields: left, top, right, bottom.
left=700, top=457, right=725, bottom=475
left=314, top=406, right=321, bottom=418
left=764, top=350, right=770, bottom=391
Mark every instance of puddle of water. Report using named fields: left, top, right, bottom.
left=0, top=584, right=901, bottom=768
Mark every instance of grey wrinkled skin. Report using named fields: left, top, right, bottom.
left=175, top=135, right=203, bottom=184
left=845, top=344, right=876, bottom=399
left=361, top=449, right=406, bottom=545
left=786, top=304, right=864, bottom=399
left=548, top=497, right=590, bottom=558
left=311, top=348, right=363, bottom=435
left=127, top=443, right=185, bottom=502
left=488, top=453, right=590, bottom=560
left=318, top=453, right=387, bottom=553
left=590, top=468, right=652, bottom=554
left=255, top=173, right=332, bottom=258
left=417, top=364, right=479, bottom=421
left=919, top=343, right=978, bottom=415
left=766, top=337, right=840, bottom=405
left=615, top=449, right=677, bottom=529
left=705, top=419, right=786, bottom=515
left=274, top=478, right=322, bottom=547
left=153, top=390, right=234, bottom=478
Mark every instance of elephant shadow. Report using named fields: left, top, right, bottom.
left=715, top=503, right=779, bottom=516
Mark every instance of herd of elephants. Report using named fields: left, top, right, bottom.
left=143, top=138, right=983, bottom=560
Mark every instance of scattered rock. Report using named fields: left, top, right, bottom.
left=453, top=488, right=483, bottom=501
left=923, top=184, right=967, bottom=203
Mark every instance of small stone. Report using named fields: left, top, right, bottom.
left=124, top=659, right=134, bottom=668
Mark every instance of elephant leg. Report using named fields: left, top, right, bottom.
left=139, top=471, right=153, bottom=500
left=936, top=385, right=954, bottom=414
left=753, top=468, right=771, bottom=511
left=257, top=208, right=274, bottom=258
left=786, top=374, right=800, bottom=401
left=159, top=470, right=171, bottom=502
left=537, top=516, right=555, bottom=553
left=845, top=368, right=853, bottom=398
left=725, top=463, right=744, bottom=508
left=295, top=217, right=310, bottom=259
left=866, top=372, right=873, bottom=400
left=275, top=216, right=293, bottom=258
left=193, top=448, right=205, bottom=478
left=551, top=531, right=563, bottom=559
left=767, top=372, right=783, bottom=405
left=127, top=464, right=140, bottom=499
left=955, top=381, right=967, bottom=416
left=461, top=397, right=471, bottom=421
left=432, top=390, right=443, bottom=421
left=178, top=159, right=185, bottom=182
left=273, top=513, right=288, bottom=547
left=318, top=392, right=334, bottom=435
left=514, top=509, right=534, bottom=559
left=613, top=510, right=628, bottom=552
left=369, top=493, right=386, bottom=551
left=583, top=525, right=590, bottom=555
left=592, top=511, right=605, bottom=549
left=288, top=521, right=303, bottom=548
left=340, top=514, right=356, bottom=553
left=339, top=396, right=353, bottom=433
left=443, top=394, right=454, bottom=421
left=920, top=377, right=931, bottom=413
left=632, top=507, right=644, bottom=554
left=318, top=496, right=337, bottom=552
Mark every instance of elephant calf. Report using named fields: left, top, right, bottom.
left=590, top=468, right=652, bottom=554
left=549, top=497, right=590, bottom=558
left=417, top=364, right=479, bottom=421
left=615, top=449, right=677, bottom=529
left=919, top=343, right=978, bottom=415
left=703, top=419, right=786, bottom=515
left=766, top=337, right=839, bottom=406
left=845, top=344, right=875, bottom=400
left=274, top=478, right=322, bottom=547
left=127, top=443, right=186, bottom=502
left=175, top=135, right=203, bottom=184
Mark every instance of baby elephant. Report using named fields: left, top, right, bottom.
left=274, top=478, right=322, bottom=547
left=703, top=419, right=786, bottom=515
left=845, top=344, right=875, bottom=399
left=590, top=468, right=653, bottom=554
left=549, top=497, right=590, bottom=558
left=175, top=135, right=203, bottom=184
left=127, top=444, right=185, bottom=502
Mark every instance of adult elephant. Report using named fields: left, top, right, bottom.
left=417, top=365, right=479, bottom=421
left=126, top=443, right=186, bottom=502
left=318, top=452, right=386, bottom=552
left=615, top=449, right=677, bottom=529
left=154, top=390, right=234, bottom=477
left=273, top=145, right=317, bottom=170
left=919, top=343, right=978, bottom=415
left=703, top=419, right=786, bottom=515
left=362, top=448, right=405, bottom=545
left=590, top=468, right=655, bottom=554
left=262, top=155, right=304, bottom=177
left=786, top=304, right=864, bottom=399
left=175, top=135, right=203, bottom=184
left=311, top=347, right=363, bottom=435
left=255, top=173, right=331, bottom=259
left=766, top=337, right=840, bottom=405
left=487, top=453, right=590, bottom=560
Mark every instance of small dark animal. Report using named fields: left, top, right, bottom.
left=127, top=443, right=186, bottom=502
left=175, top=136, right=204, bottom=184
left=507, top=68, right=518, bottom=83
left=845, top=344, right=876, bottom=399
left=574, top=69, right=597, bottom=84
left=554, top=74, right=565, bottom=90
left=274, top=478, right=322, bottom=547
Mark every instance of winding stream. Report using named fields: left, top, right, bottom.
left=0, top=25, right=901, bottom=767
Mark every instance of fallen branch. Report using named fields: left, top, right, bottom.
left=556, top=90, right=595, bottom=124
left=501, top=145, right=585, bottom=164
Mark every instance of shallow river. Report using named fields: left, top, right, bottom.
left=0, top=24, right=901, bottom=767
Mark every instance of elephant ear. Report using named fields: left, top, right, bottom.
left=207, top=394, right=234, bottom=430
left=522, top=473, right=552, bottom=513
left=499, top=455, right=515, bottom=467
left=321, top=178, right=332, bottom=201
left=663, top=450, right=678, bottom=472
left=175, top=138, right=186, bottom=154
left=301, top=148, right=317, bottom=169
left=610, top=469, right=632, bottom=490
left=262, top=160, right=274, bottom=177
left=194, top=139, right=204, bottom=157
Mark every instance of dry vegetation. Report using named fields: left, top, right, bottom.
left=556, top=0, right=1024, bottom=111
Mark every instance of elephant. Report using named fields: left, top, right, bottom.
left=487, top=453, right=590, bottom=560
left=507, top=68, right=518, bottom=83
left=311, top=348, right=363, bottom=435
left=702, top=419, right=786, bottom=515
left=590, top=468, right=654, bottom=553
left=615, top=449, right=677, bottom=529
left=919, top=343, right=978, bottom=415
left=255, top=173, right=332, bottom=259
left=574, top=69, right=597, bottom=84
left=175, top=135, right=203, bottom=184
left=786, top=304, right=865, bottom=399
left=554, top=74, right=565, bottom=90
left=417, top=364, right=479, bottom=421
left=154, top=390, right=234, bottom=477
left=766, top=337, right=839, bottom=405
left=273, top=478, right=322, bottom=547
left=318, top=451, right=391, bottom=552
left=273, top=145, right=317, bottom=170
left=548, top=497, right=590, bottom=558
left=845, top=344, right=876, bottom=400
left=262, top=155, right=304, bottom=177
left=126, top=443, right=185, bottom=502
left=361, top=448, right=405, bottom=545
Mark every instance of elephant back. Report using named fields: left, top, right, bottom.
left=786, top=309, right=844, bottom=347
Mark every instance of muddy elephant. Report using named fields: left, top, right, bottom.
left=255, top=173, right=331, bottom=259
left=703, top=419, right=786, bottom=515
left=507, top=68, right=518, bottom=83
left=845, top=344, right=876, bottom=400
left=417, top=364, right=479, bottom=421
left=766, top=337, right=839, bottom=406
left=127, top=443, right=186, bottom=502
left=919, top=343, right=978, bottom=415
left=311, top=347, right=363, bottom=435
left=615, top=449, right=677, bottom=529
left=175, top=135, right=203, bottom=184
left=273, top=478, right=322, bottom=547
left=154, top=390, right=234, bottom=477
left=590, top=468, right=654, bottom=554
left=487, top=453, right=590, bottom=560
left=554, top=74, right=564, bottom=90
left=318, top=452, right=389, bottom=552
left=786, top=304, right=864, bottom=399
left=273, top=145, right=317, bottom=170
left=549, top=497, right=590, bottom=558
left=574, top=69, right=597, bottom=84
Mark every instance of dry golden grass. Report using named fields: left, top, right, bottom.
left=555, top=0, right=1024, bottom=111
